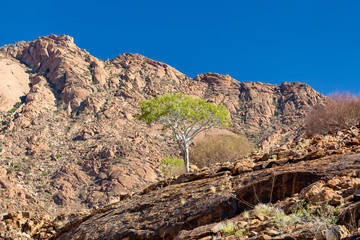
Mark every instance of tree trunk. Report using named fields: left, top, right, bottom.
left=184, top=142, right=190, bottom=173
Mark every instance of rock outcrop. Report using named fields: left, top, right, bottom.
left=0, top=56, right=30, bottom=111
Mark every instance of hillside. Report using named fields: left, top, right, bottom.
left=3, top=124, right=360, bottom=239
left=0, top=35, right=323, bottom=214
left=51, top=126, right=360, bottom=239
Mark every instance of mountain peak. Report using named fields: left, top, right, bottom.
left=39, top=34, right=74, bottom=44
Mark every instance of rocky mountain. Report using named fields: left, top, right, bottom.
left=0, top=35, right=323, bottom=216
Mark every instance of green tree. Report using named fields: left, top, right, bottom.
left=137, top=93, right=232, bottom=173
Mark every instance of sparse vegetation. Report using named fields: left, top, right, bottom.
left=305, top=93, right=360, bottom=135
left=190, top=133, right=253, bottom=168
left=84, top=71, right=93, bottom=76
left=160, top=156, right=185, bottom=178
left=290, top=199, right=339, bottom=230
left=251, top=200, right=339, bottom=234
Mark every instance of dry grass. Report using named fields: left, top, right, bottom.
left=305, top=93, right=360, bottom=135
left=190, top=133, right=253, bottom=168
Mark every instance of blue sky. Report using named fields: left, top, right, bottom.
left=1, top=0, right=360, bottom=95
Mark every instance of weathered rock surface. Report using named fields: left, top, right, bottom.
left=0, top=56, right=30, bottom=111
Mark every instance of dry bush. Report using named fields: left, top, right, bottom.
left=305, top=93, right=360, bottom=135
left=190, top=133, right=253, bottom=168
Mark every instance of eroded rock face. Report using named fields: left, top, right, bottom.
left=0, top=57, right=30, bottom=111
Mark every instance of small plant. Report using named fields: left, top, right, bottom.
left=235, top=229, right=249, bottom=236
left=160, top=156, right=185, bottom=178
left=270, top=207, right=299, bottom=230
left=209, top=186, right=217, bottom=193
left=254, top=203, right=274, bottom=216
left=84, top=71, right=93, bottom=76
left=222, top=221, right=237, bottom=234
left=242, top=211, right=250, bottom=219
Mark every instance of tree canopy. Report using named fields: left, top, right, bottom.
left=137, top=93, right=232, bottom=173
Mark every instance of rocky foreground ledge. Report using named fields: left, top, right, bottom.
left=3, top=126, right=360, bottom=239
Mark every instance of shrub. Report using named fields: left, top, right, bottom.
left=305, top=93, right=360, bottom=135
left=160, top=156, right=185, bottom=178
left=189, top=133, right=253, bottom=168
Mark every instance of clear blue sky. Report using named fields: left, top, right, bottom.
left=1, top=0, right=360, bottom=95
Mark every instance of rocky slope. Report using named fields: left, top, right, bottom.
left=3, top=125, right=360, bottom=239
left=49, top=125, right=360, bottom=240
left=0, top=35, right=323, bottom=215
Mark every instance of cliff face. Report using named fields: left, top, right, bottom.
left=0, top=35, right=324, bottom=214
left=0, top=56, right=30, bottom=111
